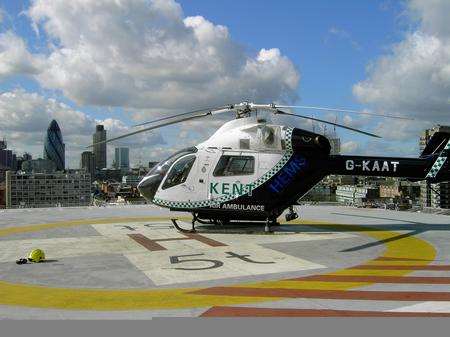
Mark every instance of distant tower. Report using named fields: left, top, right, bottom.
left=44, top=120, right=65, bottom=171
left=80, top=151, right=96, bottom=181
left=93, top=125, right=107, bottom=169
left=114, top=147, right=130, bottom=170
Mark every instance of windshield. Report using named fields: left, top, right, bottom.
left=145, top=147, right=197, bottom=178
left=162, top=154, right=196, bottom=189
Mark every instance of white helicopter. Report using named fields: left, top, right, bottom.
left=91, top=102, right=450, bottom=232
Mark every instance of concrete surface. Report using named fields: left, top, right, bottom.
left=0, top=205, right=449, bottom=318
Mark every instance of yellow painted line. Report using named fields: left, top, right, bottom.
left=236, top=221, right=436, bottom=291
left=0, top=281, right=277, bottom=310
left=0, top=216, right=437, bottom=310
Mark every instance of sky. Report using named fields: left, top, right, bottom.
left=0, top=0, right=449, bottom=168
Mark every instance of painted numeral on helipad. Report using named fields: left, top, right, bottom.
left=225, top=251, right=275, bottom=264
left=170, top=254, right=224, bottom=270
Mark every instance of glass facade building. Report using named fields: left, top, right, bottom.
left=115, top=147, right=130, bottom=170
left=44, top=120, right=65, bottom=171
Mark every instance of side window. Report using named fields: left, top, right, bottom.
left=162, top=155, right=196, bottom=189
left=213, top=156, right=255, bottom=176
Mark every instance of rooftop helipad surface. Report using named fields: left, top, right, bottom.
left=0, top=205, right=449, bottom=318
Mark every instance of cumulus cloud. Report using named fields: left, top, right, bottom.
left=353, top=0, right=450, bottom=123
left=351, top=0, right=450, bottom=149
left=0, top=31, right=44, bottom=79
left=0, top=90, right=164, bottom=168
left=11, top=0, right=299, bottom=118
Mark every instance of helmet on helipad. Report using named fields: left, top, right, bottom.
left=28, top=249, right=45, bottom=263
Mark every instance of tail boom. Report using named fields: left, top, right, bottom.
left=328, top=155, right=434, bottom=181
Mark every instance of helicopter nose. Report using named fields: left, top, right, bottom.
left=138, top=174, right=162, bottom=202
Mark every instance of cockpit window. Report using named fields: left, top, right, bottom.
left=145, top=147, right=197, bottom=179
left=213, top=155, right=255, bottom=176
left=162, top=155, right=196, bottom=189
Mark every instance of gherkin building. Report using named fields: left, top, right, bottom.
left=44, top=120, right=65, bottom=171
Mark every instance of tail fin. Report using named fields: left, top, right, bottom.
left=421, top=131, right=450, bottom=157
left=426, top=137, right=450, bottom=183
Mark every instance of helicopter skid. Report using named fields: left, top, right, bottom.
left=171, top=218, right=196, bottom=233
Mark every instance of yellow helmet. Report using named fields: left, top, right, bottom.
left=28, top=249, right=45, bottom=263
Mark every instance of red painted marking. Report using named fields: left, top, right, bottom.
left=290, top=275, right=450, bottom=284
left=128, top=232, right=227, bottom=251
left=351, top=265, right=450, bottom=271
left=127, top=234, right=166, bottom=251
left=201, top=306, right=450, bottom=317
left=183, top=232, right=228, bottom=247
left=191, top=287, right=450, bottom=301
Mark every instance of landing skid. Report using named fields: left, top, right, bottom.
left=171, top=219, right=196, bottom=233
left=171, top=212, right=282, bottom=234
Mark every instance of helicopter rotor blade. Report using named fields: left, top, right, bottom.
left=88, top=108, right=232, bottom=148
left=274, top=105, right=412, bottom=120
left=133, top=105, right=234, bottom=127
left=276, top=110, right=382, bottom=138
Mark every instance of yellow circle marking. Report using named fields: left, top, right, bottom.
left=0, top=217, right=436, bottom=310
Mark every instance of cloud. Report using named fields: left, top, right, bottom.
left=326, top=27, right=361, bottom=51
left=9, top=0, right=299, bottom=117
left=351, top=0, right=450, bottom=158
left=0, top=90, right=164, bottom=168
left=353, top=0, right=450, bottom=123
left=341, top=141, right=360, bottom=154
left=409, top=0, right=450, bottom=39
left=0, top=31, right=44, bottom=79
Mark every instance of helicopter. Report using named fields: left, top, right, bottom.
left=90, top=102, right=450, bottom=232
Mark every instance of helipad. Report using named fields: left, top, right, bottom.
left=0, top=205, right=449, bottom=318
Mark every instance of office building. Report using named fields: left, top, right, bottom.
left=122, top=175, right=142, bottom=187
left=21, top=158, right=56, bottom=173
left=336, top=185, right=380, bottom=206
left=81, top=151, right=96, bottom=181
left=44, top=120, right=65, bottom=171
left=5, top=171, right=91, bottom=208
left=0, top=139, right=17, bottom=170
left=0, top=182, right=5, bottom=208
left=96, top=168, right=122, bottom=182
left=114, top=147, right=130, bottom=170
left=0, top=139, right=17, bottom=182
left=420, top=125, right=450, bottom=209
left=93, top=125, right=107, bottom=170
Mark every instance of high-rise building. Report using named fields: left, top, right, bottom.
left=420, top=125, right=450, bottom=209
left=0, top=139, right=17, bottom=181
left=81, top=151, right=96, bottom=181
left=0, top=147, right=14, bottom=169
left=93, top=125, right=107, bottom=170
left=44, top=120, right=65, bottom=171
left=114, top=147, right=130, bottom=170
